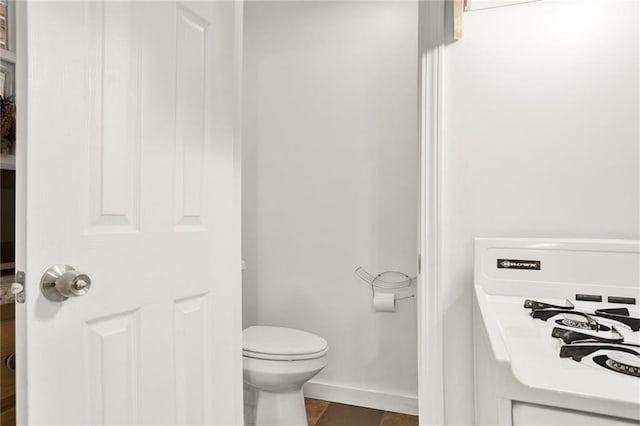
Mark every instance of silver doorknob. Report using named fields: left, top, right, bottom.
left=40, top=264, right=92, bottom=302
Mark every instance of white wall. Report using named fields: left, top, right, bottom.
left=442, top=1, right=639, bottom=424
left=242, top=1, right=419, bottom=413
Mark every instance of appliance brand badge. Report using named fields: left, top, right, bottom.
left=497, top=259, right=541, bottom=270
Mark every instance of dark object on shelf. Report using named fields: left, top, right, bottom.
left=0, top=96, right=15, bottom=154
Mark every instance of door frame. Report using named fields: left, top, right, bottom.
left=417, top=0, right=446, bottom=425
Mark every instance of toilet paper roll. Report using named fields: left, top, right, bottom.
left=373, top=292, right=395, bottom=312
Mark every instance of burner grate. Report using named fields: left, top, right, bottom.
left=551, top=326, right=624, bottom=345
left=524, top=299, right=640, bottom=332
left=524, top=299, right=640, bottom=378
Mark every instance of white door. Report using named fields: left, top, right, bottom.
left=16, top=1, right=243, bottom=424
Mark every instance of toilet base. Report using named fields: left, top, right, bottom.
left=242, top=352, right=328, bottom=426
left=253, top=388, right=307, bottom=426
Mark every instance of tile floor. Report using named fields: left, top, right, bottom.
left=305, top=398, right=419, bottom=426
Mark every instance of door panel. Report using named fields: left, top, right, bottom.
left=174, top=293, right=209, bottom=425
left=175, top=4, right=208, bottom=227
left=86, top=1, right=141, bottom=232
left=20, top=2, right=242, bottom=425
left=86, top=310, right=140, bottom=425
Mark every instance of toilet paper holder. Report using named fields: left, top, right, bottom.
left=353, top=266, right=416, bottom=302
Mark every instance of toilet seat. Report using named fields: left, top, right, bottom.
left=242, top=347, right=328, bottom=361
left=243, top=326, right=329, bottom=361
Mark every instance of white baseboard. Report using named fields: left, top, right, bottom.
left=303, top=380, right=419, bottom=416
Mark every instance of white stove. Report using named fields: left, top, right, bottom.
left=473, top=238, right=640, bottom=426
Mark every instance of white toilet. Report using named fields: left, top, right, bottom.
left=243, top=326, right=329, bottom=426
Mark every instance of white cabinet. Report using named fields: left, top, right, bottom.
left=512, top=402, right=639, bottom=426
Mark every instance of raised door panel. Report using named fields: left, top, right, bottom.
left=86, top=1, right=141, bottom=234
left=175, top=5, right=209, bottom=231
left=174, top=293, right=212, bottom=424
left=86, top=310, right=140, bottom=425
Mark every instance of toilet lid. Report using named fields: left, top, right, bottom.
left=242, top=326, right=328, bottom=359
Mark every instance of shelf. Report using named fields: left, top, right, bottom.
left=0, top=153, right=15, bottom=170
left=0, top=49, right=16, bottom=65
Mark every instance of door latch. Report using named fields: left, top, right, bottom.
left=11, top=270, right=26, bottom=303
